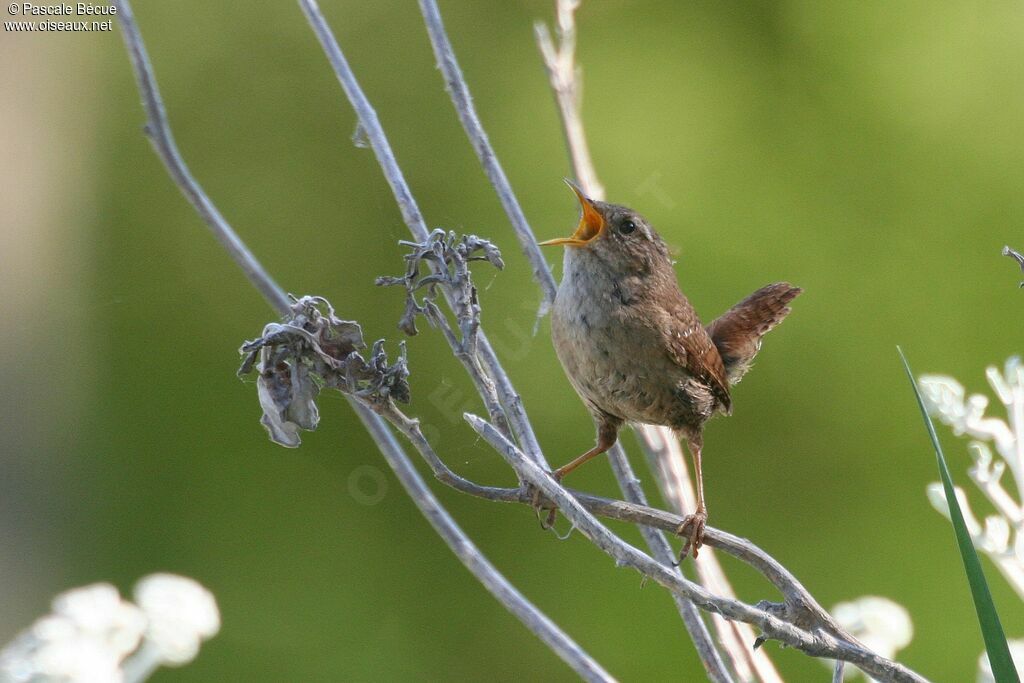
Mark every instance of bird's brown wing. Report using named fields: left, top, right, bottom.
left=706, top=282, right=801, bottom=385
left=659, top=294, right=732, bottom=415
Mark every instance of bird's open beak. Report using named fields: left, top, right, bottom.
left=538, top=179, right=605, bottom=247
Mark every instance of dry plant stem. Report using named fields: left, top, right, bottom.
left=534, top=1, right=758, bottom=677
left=298, top=0, right=549, bottom=471
left=418, top=0, right=558, bottom=307
left=351, top=398, right=615, bottom=683
left=534, top=2, right=604, bottom=201
left=378, top=399, right=857, bottom=642
left=113, top=3, right=609, bottom=679
left=605, top=445, right=733, bottom=683
left=638, top=425, right=782, bottom=683
left=112, top=0, right=291, bottom=317
left=411, top=14, right=732, bottom=672
left=534, top=2, right=784, bottom=680
left=416, top=1, right=729, bottom=675
left=465, top=415, right=929, bottom=683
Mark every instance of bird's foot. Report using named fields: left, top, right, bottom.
left=675, top=509, right=707, bottom=561
left=528, top=472, right=563, bottom=530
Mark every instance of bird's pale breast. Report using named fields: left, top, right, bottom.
left=551, top=254, right=713, bottom=431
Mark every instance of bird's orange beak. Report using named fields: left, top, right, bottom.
left=539, top=180, right=605, bottom=247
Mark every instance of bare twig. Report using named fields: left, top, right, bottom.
left=113, top=3, right=608, bottom=679
left=365, top=397, right=860, bottom=649
left=418, top=0, right=558, bottom=308
left=637, top=425, right=783, bottom=682
left=465, top=415, right=928, bottom=683
left=416, top=2, right=731, bottom=678
left=351, top=399, right=615, bottom=682
left=534, top=0, right=604, bottom=200
left=112, top=0, right=291, bottom=316
left=605, top=445, right=733, bottom=682
left=534, top=2, right=784, bottom=679
left=297, top=0, right=550, bottom=471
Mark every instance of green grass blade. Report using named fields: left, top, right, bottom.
left=898, top=347, right=1019, bottom=682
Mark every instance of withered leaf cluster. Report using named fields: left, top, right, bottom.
left=238, top=296, right=409, bottom=447
left=376, top=229, right=504, bottom=339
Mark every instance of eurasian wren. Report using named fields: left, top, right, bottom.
left=540, top=181, right=801, bottom=557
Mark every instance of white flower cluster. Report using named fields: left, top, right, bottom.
left=919, top=358, right=1024, bottom=598
left=919, top=358, right=1024, bottom=681
left=0, top=574, right=219, bottom=683
left=830, top=596, right=912, bottom=680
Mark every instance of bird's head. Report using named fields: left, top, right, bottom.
left=539, top=180, right=670, bottom=275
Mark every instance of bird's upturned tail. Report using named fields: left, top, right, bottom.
left=706, top=282, right=801, bottom=385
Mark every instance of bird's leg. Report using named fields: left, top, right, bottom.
left=676, top=433, right=708, bottom=560
left=534, top=418, right=620, bottom=529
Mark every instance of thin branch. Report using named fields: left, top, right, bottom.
left=112, top=0, right=291, bottom=316
left=418, top=0, right=558, bottom=308
left=465, top=414, right=929, bottom=683
left=637, top=425, right=783, bottom=683
left=415, top=3, right=731, bottom=678
left=113, top=4, right=608, bottom=679
left=351, top=398, right=616, bottom=682
left=298, top=0, right=550, bottom=471
left=534, top=2, right=783, bottom=679
left=605, top=445, right=733, bottom=682
left=371, top=398, right=858, bottom=643
left=534, top=0, right=604, bottom=200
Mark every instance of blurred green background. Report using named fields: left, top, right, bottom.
left=2, top=1, right=1023, bottom=680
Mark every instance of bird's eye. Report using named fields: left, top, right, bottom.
left=620, top=219, right=637, bottom=234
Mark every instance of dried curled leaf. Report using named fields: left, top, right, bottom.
left=238, top=296, right=409, bottom=447
left=376, top=229, right=503, bottom=339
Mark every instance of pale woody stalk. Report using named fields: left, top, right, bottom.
left=534, top=1, right=781, bottom=679
left=417, top=0, right=731, bottom=678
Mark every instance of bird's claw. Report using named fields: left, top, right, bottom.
left=528, top=473, right=562, bottom=530
left=675, top=509, right=707, bottom=561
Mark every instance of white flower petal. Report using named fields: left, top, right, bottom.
left=986, top=366, right=1013, bottom=405
left=981, top=515, right=1010, bottom=554
left=34, top=636, right=123, bottom=683
left=926, top=484, right=982, bottom=537
left=832, top=596, right=912, bottom=662
left=133, top=574, right=220, bottom=666
left=50, top=583, right=145, bottom=660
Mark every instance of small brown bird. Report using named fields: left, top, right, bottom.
left=540, top=181, right=800, bottom=557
